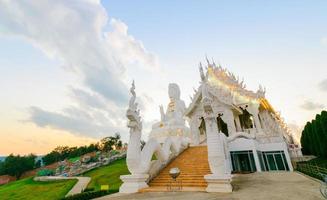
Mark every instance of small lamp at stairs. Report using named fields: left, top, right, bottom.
left=168, top=167, right=182, bottom=191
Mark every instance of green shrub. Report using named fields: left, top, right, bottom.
left=82, top=187, right=94, bottom=193
left=61, top=189, right=118, bottom=200
left=37, top=169, right=54, bottom=176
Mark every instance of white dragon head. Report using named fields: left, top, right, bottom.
left=126, top=81, right=142, bottom=131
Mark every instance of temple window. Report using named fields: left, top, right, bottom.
left=239, top=106, right=254, bottom=130
left=199, top=117, right=206, bottom=135
left=217, top=114, right=229, bottom=136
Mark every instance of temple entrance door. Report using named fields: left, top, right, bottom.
left=198, top=117, right=206, bottom=143
left=217, top=116, right=228, bottom=137
left=262, top=151, right=290, bottom=171
left=231, top=151, right=257, bottom=173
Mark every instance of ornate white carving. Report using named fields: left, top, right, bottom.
left=120, top=82, right=190, bottom=193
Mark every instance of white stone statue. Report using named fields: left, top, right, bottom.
left=150, top=83, right=190, bottom=142
left=120, top=81, right=190, bottom=194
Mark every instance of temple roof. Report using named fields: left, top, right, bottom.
left=186, top=59, right=266, bottom=115
left=185, top=59, right=293, bottom=140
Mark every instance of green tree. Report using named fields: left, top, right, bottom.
left=0, top=161, right=5, bottom=175
left=1, top=154, right=36, bottom=179
left=300, top=110, right=327, bottom=158
left=100, top=133, right=123, bottom=152
left=301, top=124, right=309, bottom=155
left=320, top=111, right=327, bottom=157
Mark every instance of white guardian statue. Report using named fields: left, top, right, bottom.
left=119, top=81, right=190, bottom=193
left=150, top=83, right=190, bottom=142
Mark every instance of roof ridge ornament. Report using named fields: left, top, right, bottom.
left=199, top=62, right=206, bottom=82
left=205, top=55, right=210, bottom=65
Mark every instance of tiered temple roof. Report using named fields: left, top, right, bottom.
left=186, top=58, right=293, bottom=142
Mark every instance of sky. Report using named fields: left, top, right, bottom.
left=0, top=0, right=326, bottom=155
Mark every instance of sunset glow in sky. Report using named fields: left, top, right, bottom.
left=0, top=0, right=326, bottom=155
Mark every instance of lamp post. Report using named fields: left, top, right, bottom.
left=168, top=168, right=181, bottom=191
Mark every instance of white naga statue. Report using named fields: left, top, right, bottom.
left=150, top=83, right=190, bottom=142
left=120, top=81, right=190, bottom=193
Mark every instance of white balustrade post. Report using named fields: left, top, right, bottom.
left=202, top=92, right=232, bottom=193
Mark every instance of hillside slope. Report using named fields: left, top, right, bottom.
left=83, top=158, right=129, bottom=191
left=0, top=177, right=77, bottom=200
left=0, top=158, right=129, bottom=200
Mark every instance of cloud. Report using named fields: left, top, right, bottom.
left=106, top=19, right=160, bottom=72
left=0, top=0, right=159, bottom=139
left=300, top=100, right=325, bottom=110
left=29, top=93, right=126, bottom=138
left=318, top=79, right=327, bottom=92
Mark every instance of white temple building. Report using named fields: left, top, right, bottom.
left=185, top=60, right=297, bottom=173
left=120, top=59, right=301, bottom=193
left=149, top=60, right=299, bottom=173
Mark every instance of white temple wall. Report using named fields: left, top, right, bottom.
left=189, top=116, right=201, bottom=145
left=258, top=111, right=266, bottom=130
left=229, top=137, right=293, bottom=172
left=188, top=104, right=206, bottom=145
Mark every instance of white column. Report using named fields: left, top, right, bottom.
left=221, top=109, right=236, bottom=135
left=235, top=116, right=242, bottom=132
left=119, top=174, right=149, bottom=193
left=252, top=149, right=262, bottom=172
left=282, top=143, right=294, bottom=171
left=203, top=111, right=232, bottom=193
left=203, top=113, right=225, bottom=175
left=191, top=117, right=200, bottom=145
left=248, top=105, right=262, bottom=134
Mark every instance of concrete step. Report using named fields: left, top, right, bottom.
left=142, top=146, right=210, bottom=192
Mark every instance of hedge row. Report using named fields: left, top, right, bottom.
left=61, top=189, right=119, bottom=200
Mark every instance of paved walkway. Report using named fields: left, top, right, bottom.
left=97, top=172, right=324, bottom=200
left=66, top=177, right=91, bottom=196
left=34, top=176, right=91, bottom=196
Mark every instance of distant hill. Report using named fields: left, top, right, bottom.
left=0, top=156, right=43, bottom=163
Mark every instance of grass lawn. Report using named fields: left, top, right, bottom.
left=0, top=177, right=77, bottom=200
left=82, top=158, right=129, bottom=191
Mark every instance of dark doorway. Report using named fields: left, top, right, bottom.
left=217, top=116, right=228, bottom=136
left=198, top=117, right=206, bottom=136
left=231, top=151, right=257, bottom=173
left=239, top=106, right=254, bottom=130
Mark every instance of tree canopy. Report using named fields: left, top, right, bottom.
left=99, top=133, right=122, bottom=152
left=42, top=133, right=123, bottom=165
left=0, top=154, right=37, bottom=179
left=300, top=110, right=327, bottom=158
left=42, top=143, right=100, bottom=165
